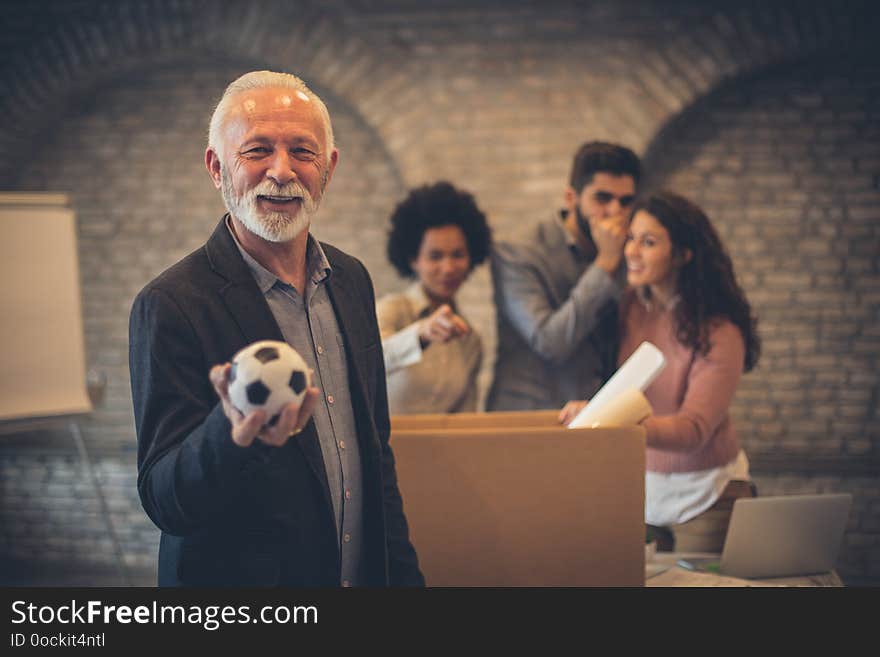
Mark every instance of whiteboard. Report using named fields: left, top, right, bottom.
left=0, top=193, right=92, bottom=421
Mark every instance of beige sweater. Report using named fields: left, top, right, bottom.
left=376, top=283, right=482, bottom=414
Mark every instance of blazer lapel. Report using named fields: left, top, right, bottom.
left=325, top=255, right=379, bottom=457
left=325, top=258, right=368, bottom=399
left=219, top=283, right=284, bottom=343
left=205, top=218, right=284, bottom=345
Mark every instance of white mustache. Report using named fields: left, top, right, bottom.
left=249, top=180, right=312, bottom=203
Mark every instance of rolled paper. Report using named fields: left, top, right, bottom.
left=567, top=341, right=665, bottom=429
left=568, top=387, right=652, bottom=428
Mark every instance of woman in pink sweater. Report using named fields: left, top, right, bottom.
left=560, top=191, right=761, bottom=552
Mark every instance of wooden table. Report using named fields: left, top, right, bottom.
left=645, top=552, right=843, bottom=587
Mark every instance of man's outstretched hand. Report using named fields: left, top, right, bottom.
left=210, top=363, right=319, bottom=447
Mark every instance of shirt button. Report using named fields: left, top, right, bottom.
left=339, top=440, right=346, bottom=450
left=343, top=533, right=351, bottom=543
left=317, top=345, right=324, bottom=355
left=345, top=489, right=351, bottom=500
left=327, top=394, right=335, bottom=404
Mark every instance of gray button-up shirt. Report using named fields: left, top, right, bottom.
left=228, top=221, right=364, bottom=587
left=487, top=211, right=623, bottom=411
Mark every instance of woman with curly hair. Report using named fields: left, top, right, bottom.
left=378, top=182, right=492, bottom=414
left=560, top=191, right=761, bottom=552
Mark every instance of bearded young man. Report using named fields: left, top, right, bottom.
left=129, top=70, right=423, bottom=587
left=486, top=141, right=641, bottom=411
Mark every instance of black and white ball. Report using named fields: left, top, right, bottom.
left=228, top=340, right=310, bottom=427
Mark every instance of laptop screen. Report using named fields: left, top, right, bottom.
left=719, top=493, right=852, bottom=579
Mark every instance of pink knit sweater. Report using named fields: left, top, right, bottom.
left=619, top=289, right=745, bottom=474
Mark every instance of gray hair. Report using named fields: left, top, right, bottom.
left=208, top=70, right=335, bottom=159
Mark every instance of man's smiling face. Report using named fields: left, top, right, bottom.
left=212, top=86, right=337, bottom=243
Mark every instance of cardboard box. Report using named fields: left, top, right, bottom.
left=391, top=409, right=559, bottom=431
left=391, top=412, right=646, bottom=586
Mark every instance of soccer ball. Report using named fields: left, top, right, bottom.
left=227, top=340, right=311, bottom=427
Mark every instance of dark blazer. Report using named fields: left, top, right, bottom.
left=129, top=217, right=423, bottom=587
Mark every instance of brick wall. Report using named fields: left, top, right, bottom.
left=644, top=58, right=880, bottom=465
left=0, top=0, right=877, bottom=585
left=642, top=57, right=880, bottom=581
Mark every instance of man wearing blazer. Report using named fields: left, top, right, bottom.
left=129, top=70, right=423, bottom=587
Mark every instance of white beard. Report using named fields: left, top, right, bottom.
left=221, top=170, right=323, bottom=243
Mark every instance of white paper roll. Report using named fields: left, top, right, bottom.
left=567, top=341, right=665, bottom=429
left=569, top=388, right=652, bottom=428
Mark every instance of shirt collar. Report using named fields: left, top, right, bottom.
left=226, top=214, right=332, bottom=293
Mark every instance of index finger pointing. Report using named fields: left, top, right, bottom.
left=453, top=314, right=470, bottom=333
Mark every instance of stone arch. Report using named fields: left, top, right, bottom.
left=0, top=0, right=417, bottom=188
left=5, top=2, right=878, bottom=187
left=584, top=1, right=878, bottom=154
left=639, top=51, right=880, bottom=468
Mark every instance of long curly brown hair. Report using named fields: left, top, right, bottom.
left=631, top=191, right=760, bottom=372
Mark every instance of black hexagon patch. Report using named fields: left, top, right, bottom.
left=246, top=380, right=271, bottom=405
left=289, top=371, right=306, bottom=394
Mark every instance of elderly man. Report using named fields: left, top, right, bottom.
left=129, top=70, right=423, bottom=587
left=487, top=141, right=641, bottom=411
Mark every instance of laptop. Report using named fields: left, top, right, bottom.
left=678, top=493, right=852, bottom=579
